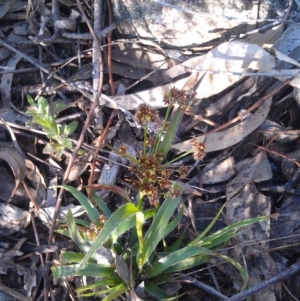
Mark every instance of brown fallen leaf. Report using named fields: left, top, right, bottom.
left=0, top=142, right=26, bottom=203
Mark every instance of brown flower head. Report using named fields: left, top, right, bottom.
left=135, top=104, right=159, bottom=125
left=179, top=165, right=189, bottom=177
left=169, top=188, right=181, bottom=199
left=117, top=144, right=127, bottom=154
left=129, top=163, right=139, bottom=174
left=191, top=138, right=206, bottom=161
left=163, top=87, right=186, bottom=105
left=159, top=178, right=171, bottom=190
left=146, top=136, right=156, bottom=147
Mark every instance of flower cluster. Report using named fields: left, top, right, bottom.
left=163, top=87, right=196, bottom=114
left=135, top=104, right=160, bottom=125
left=191, top=138, right=206, bottom=161
left=86, top=215, right=106, bottom=241
left=129, top=152, right=172, bottom=206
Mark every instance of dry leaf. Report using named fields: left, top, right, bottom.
left=201, top=156, right=235, bottom=184
left=173, top=97, right=272, bottom=153
left=102, top=41, right=276, bottom=110
left=0, top=54, right=22, bottom=108
left=226, top=151, right=272, bottom=200
left=0, top=142, right=26, bottom=202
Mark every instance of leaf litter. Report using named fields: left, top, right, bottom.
left=1, top=0, right=300, bottom=300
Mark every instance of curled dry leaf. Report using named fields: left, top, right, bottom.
left=0, top=142, right=26, bottom=202
left=0, top=54, right=22, bottom=108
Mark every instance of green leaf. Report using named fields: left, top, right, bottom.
left=144, top=281, right=170, bottom=299
left=66, top=210, right=90, bottom=253
left=91, top=192, right=111, bottom=217
left=59, top=185, right=100, bottom=225
left=62, top=139, right=72, bottom=149
left=163, top=254, right=211, bottom=274
left=190, top=216, right=268, bottom=248
left=196, top=203, right=226, bottom=242
left=216, top=253, right=248, bottom=290
left=137, top=183, right=182, bottom=269
left=65, top=121, right=78, bottom=136
left=110, top=214, right=136, bottom=244
left=60, top=251, right=97, bottom=263
left=76, top=278, right=123, bottom=292
left=53, top=102, right=67, bottom=114
left=145, top=246, right=213, bottom=278
left=136, top=212, right=145, bottom=263
left=37, top=96, right=49, bottom=115
left=43, top=142, right=56, bottom=154
left=158, top=109, right=183, bottom=157
left=55, top=146, right=65, bottom=158
left=101, top=283, right=128, bottom=301
left=78, top=203, right=139, bottom=270
left=161, top=205, right=183, bottom=241
left=52, top=263, right=117, bottom=278
left=48, top=115, right=59, bottom=136
left=165, top=228, right=186, bottom=252
left=27, top=95, right=35, bottom=106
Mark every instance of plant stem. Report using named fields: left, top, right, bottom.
left=162, top=151, right=192, bottom=167
left=137, top=192, right=144, bottom=211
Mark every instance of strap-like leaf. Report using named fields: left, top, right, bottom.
left=77, top=203, right=139, bottom=270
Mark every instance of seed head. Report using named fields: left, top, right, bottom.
left=163, top=87, right=186, bottom=105
left=117, top=144, right=127, bottom=154
left=179, top=165, right=189, bottom=177
left=191, top=138, right=206, bottom=161
left=135, top=104, right=159, bottom=125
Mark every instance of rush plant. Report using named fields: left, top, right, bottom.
left=51, top=88, right=268, bottom=300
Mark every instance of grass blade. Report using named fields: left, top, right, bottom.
left=78, top=203, right=139, bottom=270
left=158, top=109, right=183, bottom=157
left=66, top=210, right=90, bottom=253
left=145, top=247, right=213, bottom=278
left=60, top=185, right=100, bottom=225
left=137, top=183, right=182, bottom=269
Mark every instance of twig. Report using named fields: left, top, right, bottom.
left=177, top=275, right=229, bottom=300
left=0, top=282, right=31, bottom=301
left=106, top=0, right=115, bottom=95
left=61, top=23, right=115, bottom=40
left=227, top=261, right=300, bottom=301
left=87, top=110, right=115, bottom=199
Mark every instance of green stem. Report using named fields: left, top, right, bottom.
left=137, top=192, right=144, bottom=211
left=162, top=151, right=192, bottom=167
left=105, top=144, right=139, bottom=164
left=153, top=104, right=172, bottom=154
left=143, top=123, right=148, bottom=156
